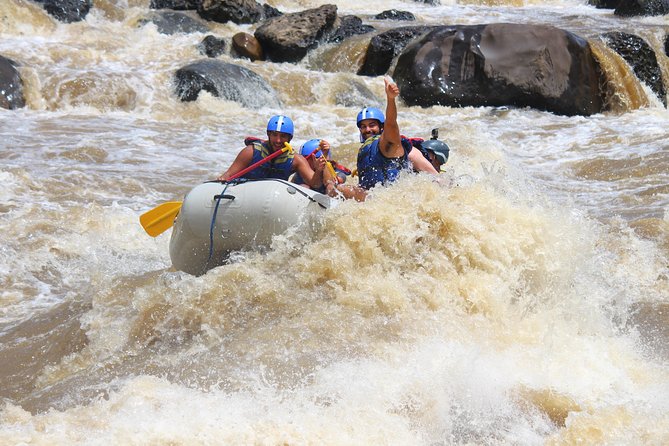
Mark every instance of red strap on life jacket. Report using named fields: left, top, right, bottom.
left=333, top=162, right=351, bottom=175
left=400, top=135, right=424, bottom=149
left=244, top=136, right=265, bottom=146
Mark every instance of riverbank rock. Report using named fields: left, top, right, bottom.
left=358, top=26, right=436, bottom=76
left=603, top=32, right=666, bottom=106
left=32, top=0, right=91, bottom=23
left=254, top=4, right=337, bottom=63
left=0, top=56, right=25, bottom=110
left=393, top=23, right=604, bottom=116
left=197, top=0, right=280, bottom=25
left=174, top=59, right=281, bottom=108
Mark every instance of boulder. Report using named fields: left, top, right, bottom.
left=393, top=23, right=605, bottom=116
left=588, top=0, right=621, bottom=8
left=615, top=0, right=669, bottom=16
left=198, top=35, right=227, bottom=58
left=197, top=0, right=280, bottom=24
left=150, top=0, right=199, bottom=9
left=327, top=15, right=375, bottom=44
left=140, top=10, right=209, bottom=34
left=254, top=4, right=337, bottom=63
left=0, top=56, right=25, bottom=110
left=603, top=32, right=666, bottom=106
left=374, top=10, right=415, bottom=21
left=358, top=26, right=436, bottom=76
left=33, top=0, right=91, bottom=23
left=174, top=59, right=282, bottom=108
left=231, top=32, right=264, bottom=61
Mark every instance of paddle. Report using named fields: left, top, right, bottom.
left=139, top=201, right=183, bottom=237
left=139, top=143, right=293, bottom=237
left=305, top=146, right=338, bottom=183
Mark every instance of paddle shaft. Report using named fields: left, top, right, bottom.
left=226, top=143, right=291, bottom=181
left=305, top=147, right=338, bottom=182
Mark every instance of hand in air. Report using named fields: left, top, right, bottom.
left=319, top=139, right=331, bottom=158
left=384, top=77, right=399, bottom=99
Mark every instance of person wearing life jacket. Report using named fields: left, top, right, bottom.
left=292, top=138, right=351, bottom=193
left=418, top=138, right=450, bottom=172
left=217, top=115, right=325, bottom=188
left=354, top=78, right=437, bottom=191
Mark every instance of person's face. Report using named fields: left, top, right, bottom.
left=358, top=119, right=381, bottom=142
left=267, top=131, right=292, bottom=151
left=427, top=151, right=442, bottom=171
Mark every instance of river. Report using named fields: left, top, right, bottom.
left=1, top=0, right=668, bottom=444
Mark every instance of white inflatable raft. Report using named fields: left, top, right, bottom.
left=169, top=179, right=334, bottom=275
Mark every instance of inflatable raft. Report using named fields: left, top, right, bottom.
left=169, top=179, right=334, bottom=275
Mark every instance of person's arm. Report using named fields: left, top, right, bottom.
left=378, top=78, right=404, bottom=159
left=293, top=155, right=324, bottom=189
left=217, top=145, right=254, bottom=181
left=408, top=148, right=438, bottom=174
left=326, top=182, right=367, bottom=202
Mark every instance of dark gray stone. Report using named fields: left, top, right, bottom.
left=140, top=11, right=209, bottom=34
left=603, top=32, right=666, bottom=106
left=615, top=0, right=669, bottom=16
left=199, top=35, right=227, bottom=57
left=174, top=59, right=282, bottom=108
left=357, top=26, right=436, bottom=76
left=0, top=55, right=25, bottom=110
left=393, top=23, right=605, bottom=116
left=374, top=10, right=415, bottom=21
left=254, top=4, right=338, bottom=63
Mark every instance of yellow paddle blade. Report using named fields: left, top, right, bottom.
left=139, top=201, right=182, bottom=237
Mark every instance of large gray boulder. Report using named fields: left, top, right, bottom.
left=0, top=56, right=25, bottom=110
left=174, top=59, right=282, bottom=108
left=358, top=26, right=436, bottom=76
left=393, top=23, right=605, bottom=116
left=254, top=4, right=338, bottom=63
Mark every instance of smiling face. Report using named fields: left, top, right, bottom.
left=358, top=119, right=382, bottom=142
left=266, top=130, right=292, bottom=152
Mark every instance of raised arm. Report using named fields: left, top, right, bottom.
left=378, top=78, right=404, bottom=159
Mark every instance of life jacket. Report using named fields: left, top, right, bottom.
left=403, top=136, right=432, bottom=164
left=241, top=137, right=294, bottom=180
left=292, top=161, right=350, bottom=194
left=293, top=157, right=352, bottom=193
left=356, top=135, right=411, bottom=190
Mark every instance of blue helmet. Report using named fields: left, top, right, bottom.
left=300, top=139, right=322, bottom=158
left=267, top=115, right=294, bottom=137
left=356, top=107, right=385, bottom=127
